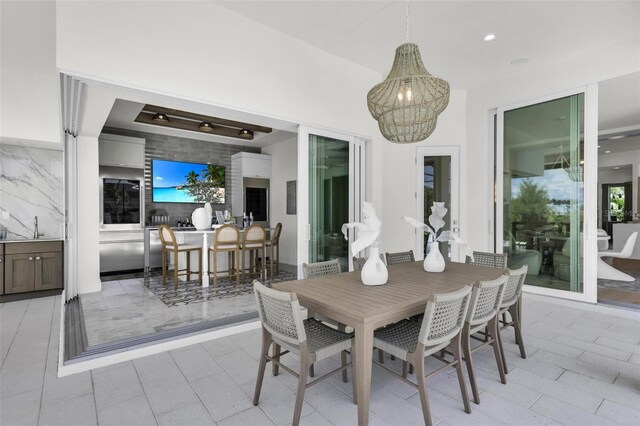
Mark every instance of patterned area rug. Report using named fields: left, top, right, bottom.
left=144, top=270, right=297, bottom=307
left=597, top=272, right=640, bottom=293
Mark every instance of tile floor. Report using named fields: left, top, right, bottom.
left=83, top=265, right=297, bottom=346
left=2, top=294, right=640, bottom=425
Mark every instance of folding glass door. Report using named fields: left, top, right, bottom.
left=297, top=127, right=364, bottom=275
left=496, top=88, right=598, bottom=302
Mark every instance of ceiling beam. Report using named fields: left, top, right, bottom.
left=135, top=112, right=255, bottom=140
left=143, top=104, right=272, bottom=133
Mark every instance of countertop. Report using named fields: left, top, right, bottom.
left=0, top=238, right=63, bottom=244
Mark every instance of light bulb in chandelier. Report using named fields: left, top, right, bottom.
left=397, top=79, right=413, bottom=103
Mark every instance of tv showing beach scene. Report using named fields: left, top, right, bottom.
left=152, top=159, right=225, bottom=203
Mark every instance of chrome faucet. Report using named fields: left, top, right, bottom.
left=33, top=216, right=44, bottom=239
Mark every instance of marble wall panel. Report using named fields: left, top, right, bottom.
left=0, top=144, right=64, bottom=239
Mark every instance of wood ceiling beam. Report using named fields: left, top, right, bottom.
left=142, top=104, right=272, bottom=134
left=134, top=112, right=255, bottom=140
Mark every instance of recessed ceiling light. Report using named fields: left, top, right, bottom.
left=483, top=34, right=496, bottom=42
left=614, top=166, right=620, bottom=170
left=152, top=113, right=170, bottom=123
left=605, top=150, right=611, bottom=154
left=580, top=160, right=584, bottom=165
left=510, top=57, right=530, bottom=66
left=608, top=135, right=625, bottom=140
left=597, top=145, right=601, bottom=148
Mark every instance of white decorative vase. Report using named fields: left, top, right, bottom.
left=424, top=242, right=445, bottom=272
left=361, top=247, right=388, bottom=285
left=192, top=207, right=211, bottom=230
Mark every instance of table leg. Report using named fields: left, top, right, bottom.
left=202, top=233, right=209, bottom=288
left=354, top=321, right=373, bottom=425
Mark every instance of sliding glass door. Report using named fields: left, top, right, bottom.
left=497, top=88, right=598, bottom=302
left=298, top=127, right=365, bottom=276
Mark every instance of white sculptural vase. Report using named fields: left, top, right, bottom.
left=361, top=247, right=388, bottom=285
left=424, top=242, right=445, bottom=272
left=191, top=207, right=211, bottom=230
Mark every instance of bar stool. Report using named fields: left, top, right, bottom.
left=158, top=224, right=202, bottom=289
left=208, top=224, right=241, bottom=288
left=265, top=223, right=282, bottom=277
left=240, top=224, right=266, bottom=283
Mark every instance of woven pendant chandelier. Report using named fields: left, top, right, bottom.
left=367, top=4, right=450, bottom=143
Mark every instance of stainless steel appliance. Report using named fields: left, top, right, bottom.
left=99, top=167, right=145, bottom=273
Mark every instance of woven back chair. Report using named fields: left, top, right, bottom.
left=385, top=250, right=415, bottom=265
left=497, top=265, right=528, bottom=373
left=241, top=224, right=267, bottom=282
left=209, top=224, right=240, bottom=287
left=252, top=280, right=354, bottom=425
left=302, top=258, right=342, bottom=278
left=373, top=285, right=473, bottom=425
left=465, top=251, right=507, bottom=269
left=158, top=224, right=202, bottom=289
left=462, top=275, right=508, bottom=404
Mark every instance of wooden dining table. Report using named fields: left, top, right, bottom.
left=273, top=260, right=505, bottom=426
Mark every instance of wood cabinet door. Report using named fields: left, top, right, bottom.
left=34, top=251, right=63, bottom=291
left=5, top=253, right=35, bottom=294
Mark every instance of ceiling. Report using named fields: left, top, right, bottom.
left=216, top=0, right=640, bottom=90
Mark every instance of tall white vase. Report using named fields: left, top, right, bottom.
left=361, top=247, right=388, bottom=285
left=424, top=242, right=445, bottom=272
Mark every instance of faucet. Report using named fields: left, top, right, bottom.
left=33, top=216, right=44, bottom=239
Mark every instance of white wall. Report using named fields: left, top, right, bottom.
left=465, top=36, right=640, bottom=252
left=262, top=137, right=298, bottom=265
left=0, top=0, right=60, bottom=147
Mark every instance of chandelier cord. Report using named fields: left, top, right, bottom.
left=405, top=1, right=410, bottom=43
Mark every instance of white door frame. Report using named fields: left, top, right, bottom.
left=495, top=85, right=598, bottom=303
left=415, top=145, right=461, bottom=261
left=297, top=126, right=365, bottom=277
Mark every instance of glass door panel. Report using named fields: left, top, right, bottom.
left=424, top=156, right=452, bottom=258
left=503, top=94, right=584, bottom=293
left=309, top=135, right=349, bottom=271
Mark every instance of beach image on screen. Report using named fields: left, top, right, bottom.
left=152, top=159, right=225, bottom=203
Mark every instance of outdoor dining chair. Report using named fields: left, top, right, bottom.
left=497, top=265, right=528, bottom=373
left=466, top=251, right=508, bottom=269
left=373, top=285, right=473, bottom=426
left=385, top=250, right=415, bottom=265
left=252, top=280, right=354, bottom=425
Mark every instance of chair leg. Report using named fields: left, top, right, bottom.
left=253, top=330, right=271, bottom=405
left=409, top=363, right=414, bottom=375
left=338, top=323, right=348, bottom=383
left=173, top=251, right=179, bottom=290
left=488, top=317, right=507, bottom=384
left=402, top=361, right=408, bottom=379
left=462, top=326, right=480, bottom=404
left=451, top=335, right=471, bottom=414
left=161, top=250, right=166, bottom=286
left=510, top=304, right=526, bottom=359
left=309, top=364, right=314, bottom=377
left=207, top=249, right=212, bottom=286
left=235, top=250, right=240, bottom=287
left=412, top=351, right=433, bottom=426
left=293, top=350, right=310, bottom=426
left=378, top=348, right=384, bottom=364
left=350, top=340, right=357, bottom=404
left=272, top=343, right=281, bottom=376
left=495, top=317, right=509, bottom=374
left=213, top=250, right=218, bottom=288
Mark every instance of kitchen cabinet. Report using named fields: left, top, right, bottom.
left=99, top=133, right=145, bottom=169
left=3, top=241, right=63, bottom=295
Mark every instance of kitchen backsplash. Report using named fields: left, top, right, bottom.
left=0, top=144, right=64, bottom=239
left=101, top=127, right=261, bottom=226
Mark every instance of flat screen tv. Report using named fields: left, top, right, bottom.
left=152, top=159, right=225, bottom=204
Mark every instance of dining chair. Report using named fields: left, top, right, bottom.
left=462, top=275, right=508, bottom=404
left=158, top=224, right=202, bottom=289
left=385, top=250, right=415, bottom=265
left=302, top=258, right=342, bottom=277
left=265, top=222, right=282, bottom=277
left=301, top=258, right=347, bottom=380
left=240, top=224, right=267, bottom=283
left=252, top=280, right=354, bottom=426
left=373, top=285, right=473, bottom=426
left=208, top=224, right=240, bottom=288
left=465, top=251, right=508, bottom=268
left=496, top=265, right=528, bottom=373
